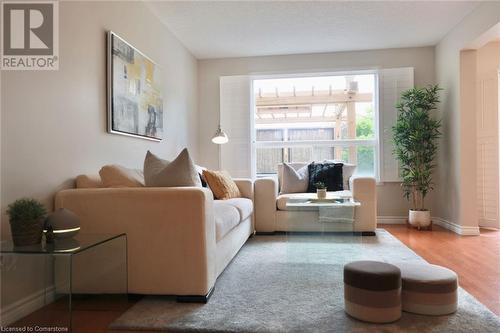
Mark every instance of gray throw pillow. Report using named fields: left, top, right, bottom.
left=144, top=148, right=202, bottom=187
left=281, top=162, right=309, bottom=194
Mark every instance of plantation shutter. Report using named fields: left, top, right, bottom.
left=476, top=75, right=499, bottom=228
left=219, top=75, right=254, bottom=178
left=378, top=67, right=414, bottom=182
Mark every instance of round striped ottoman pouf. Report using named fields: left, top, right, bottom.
left=343, top=261, right=402, bottom=323
left=398, top=263, right=458, bottom=315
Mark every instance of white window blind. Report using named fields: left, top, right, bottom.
left=477, top=77, right=499, bottom=228
left=219, top=75, right=254, bottom=178
left=378, top=67, right=414, bottom=182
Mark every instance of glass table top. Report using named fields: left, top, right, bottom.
left=286, top=197, right=361, bottom=208
left=0, top=233, right=126, bottom=254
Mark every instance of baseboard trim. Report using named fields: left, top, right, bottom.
left=377, top=215, right=480, bottom=236
left=0, top=286, right=55, bottom=326
left=433, top=217, right=480, bottom=236
left=377, top=216, right=406, bottom=224
left=478, top=219, right=500, bottom=229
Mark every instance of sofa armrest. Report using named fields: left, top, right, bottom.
left=55, top=187, right=216, bottom=296
left=233, top=178, right=253, bottom=200
left=350, top=177, right=377, bottom=232
left=254, top=178, right=278, bottom=232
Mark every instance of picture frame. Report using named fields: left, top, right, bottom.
left=107, top=31, right=164, bottom=141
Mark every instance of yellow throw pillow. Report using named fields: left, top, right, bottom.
left=202, top=170, right=240, bottom=200
left=99, top=165, right=144, bottom=188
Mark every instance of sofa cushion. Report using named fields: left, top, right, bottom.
left=276, top=191, right=352, bottom=210
left=307, top=162, right=344, bottom=192
left=281, top=162, right=309, bottom=194
left=143, top=149, right=202, bottom=188
left=76, top=174, right=103, bottom=188
left=278, top=163, right=308, bottom=188
left=323, top=160, right=357, bottom=189
left=213, top=201, right=241, bottom=241
left=203, top=170, right=241, bottom=200
left=223, top=198, right=253, bottom=221
left=99, top=165, right=144, bottom=188
left=278, top=162, right=356, bottom=191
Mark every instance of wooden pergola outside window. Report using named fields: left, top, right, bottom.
left=254, top=76, right=376, bottom=174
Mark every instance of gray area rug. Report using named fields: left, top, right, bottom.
left=110, top=229, right=500, bottom=332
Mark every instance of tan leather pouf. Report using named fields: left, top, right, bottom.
left=398, top=263, right=458, bottom=315
left=343, top=261, right=402, bottom=323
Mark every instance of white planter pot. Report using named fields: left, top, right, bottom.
left=317, top=189, right=327, bottom=200
left=408, top=210, right=431, bottom=227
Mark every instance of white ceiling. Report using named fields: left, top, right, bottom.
left=147, top=1, right=480, bottom=59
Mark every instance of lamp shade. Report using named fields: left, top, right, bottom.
left=44, top=208, right=80, bottom=239
left=211, top=126, right=229, bottom=144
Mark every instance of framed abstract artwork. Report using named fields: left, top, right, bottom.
left=107, top=31, right=164, bottom=141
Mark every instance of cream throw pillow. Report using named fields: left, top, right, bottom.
left=99, top=165, right=144, bottom=188
left=281, top=162, right=309, bottom=194
left=76, top=174, right=103, bottom=188
left=143, top=148, right=202, bottom=187
left=202, top=170, right=240, bottom=200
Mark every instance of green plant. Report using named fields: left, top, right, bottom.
left=356, top=107, right=375, bottom=174
left=7, top=198, right=47, bottom=223
left=315, top=181, right=327, bottom=190
left=392, top=85, right=442, bottom=211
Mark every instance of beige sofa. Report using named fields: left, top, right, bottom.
left=54, top=177, right=254, bottom=302
left=254, top=163, right=377, bottom=234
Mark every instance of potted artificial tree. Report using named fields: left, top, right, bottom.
left=392, top=85, right=442, bottom=228
left=7, top=198, right=47, bottom=246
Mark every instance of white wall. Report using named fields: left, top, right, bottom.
left=1, top=0, right=198, bottom=310
left=435, top=2, right=500, bottom=230
left=197, top=47, right=436, bottom=217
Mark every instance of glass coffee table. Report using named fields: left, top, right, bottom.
left=1, top=233, right=128, bottom=332
left=281, top=196, right=369, bottom=281
left=286, top=197, right=361, bottom=233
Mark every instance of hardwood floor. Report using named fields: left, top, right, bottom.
left=383, top=224, right=500, bottom=316
left=8, top=225, right=499, bottom=332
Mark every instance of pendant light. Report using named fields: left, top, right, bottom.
left=211, top=125, right=229, bottom=144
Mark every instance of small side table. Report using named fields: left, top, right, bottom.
left=1, top=233, right=128, bottom=332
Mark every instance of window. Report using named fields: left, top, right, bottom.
left=253, top=73, right=378, bottom=177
